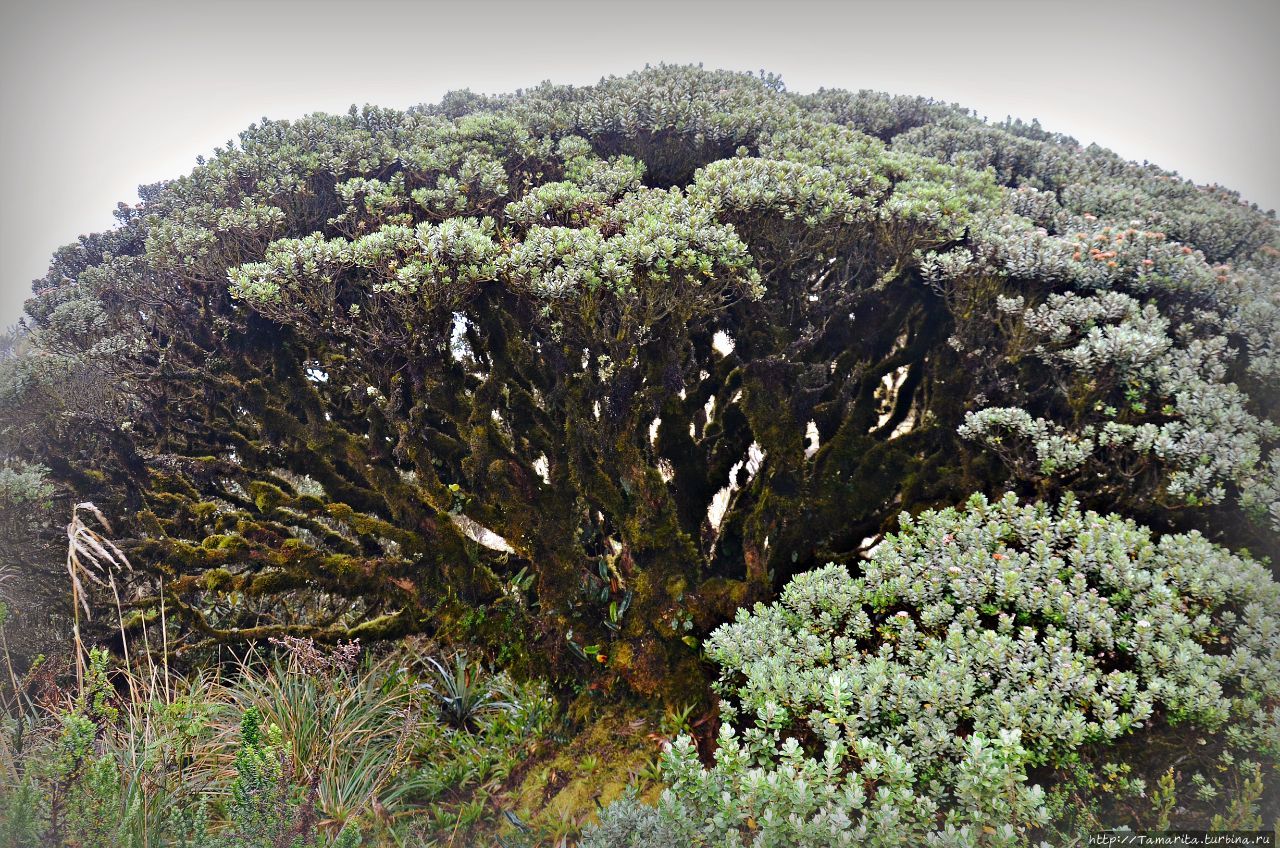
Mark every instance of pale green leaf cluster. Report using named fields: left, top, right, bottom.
left=707, top=494, right=1280, bottom=781
left=585, top=729, right=1050, bottom=848
left=958, top=290, right=1277, bottom=520
left=590, top=493, right=1280, bottom=846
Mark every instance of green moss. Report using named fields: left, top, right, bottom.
left=248, top=572, right=289, bottom=595
left=690, top=576, right=752, bottom=631
left=247, top=481, right=289, bottom=514
left=294, top=494, right=325, bottom=511
left=322, top=553, right=366, bottom=581
left=199, top=534, right=248, bottom=553
left=347, top=611, right=408, bottom=640
left=202, top=568, right=236, bottom=592
left=510, top=706, right=662, bottom=837
left=189, top=501, right=221, bottom=521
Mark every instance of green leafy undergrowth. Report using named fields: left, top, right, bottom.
left=0, top=638, right=560, bottom=847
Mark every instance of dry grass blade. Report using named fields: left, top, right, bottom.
left=65, top=501, right=133, bottom=618
left=65, top=501, right=134, bottom=686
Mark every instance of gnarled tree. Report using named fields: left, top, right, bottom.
left=5, top=66, right=1276, bottom=697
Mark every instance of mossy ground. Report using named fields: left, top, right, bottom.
left=504, top=703, right=665, bottom=843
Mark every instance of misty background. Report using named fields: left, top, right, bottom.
left=1, top=0, right=1276, bottom=328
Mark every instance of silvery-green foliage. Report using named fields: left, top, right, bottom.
left=705, top=493, right=1279, bottom=783
left=893, top=115, right=1273, bottom=265
left=689, top=157, right=867, bottom=226
left=1003, top=187, right=1061, bottom=230
left=0, top=460, right=54, bottom=507
left=957, top=407, right=1094, bottom=475
left=588, top=493, right=1280, bottom=847
left=794, top=88, right=972, bottom=142
left=920, top=212, right=1243, bottom=298
left=956, top=290, right=1277, bottom=521
left=584, top=728, right=1050, bottom=848
left=901, top=114, right=1277, bottom=533
left=1239, top=449, right=1280, bottom=532
left=893, top=118, right=1077, bottom=195
left=231, top=143, right=764, bottom=333
left=1215, top=252, right=1280, bottom=385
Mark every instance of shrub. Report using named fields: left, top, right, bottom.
left=955, top=290, right=1277, bottom=524
left=587, top=492, right=1280, bottom=845
left=584, top=729, right=1050, bottom=847
left=213, top=706, right=359, bottom=848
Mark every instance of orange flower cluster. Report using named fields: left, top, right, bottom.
left=1067, top=227, right=1169, bottom=267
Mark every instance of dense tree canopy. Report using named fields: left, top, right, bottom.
left=3, top=65, right=1276, bottom=699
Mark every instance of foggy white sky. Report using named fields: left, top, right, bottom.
left=2, top=0, right=1277, bottom=327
